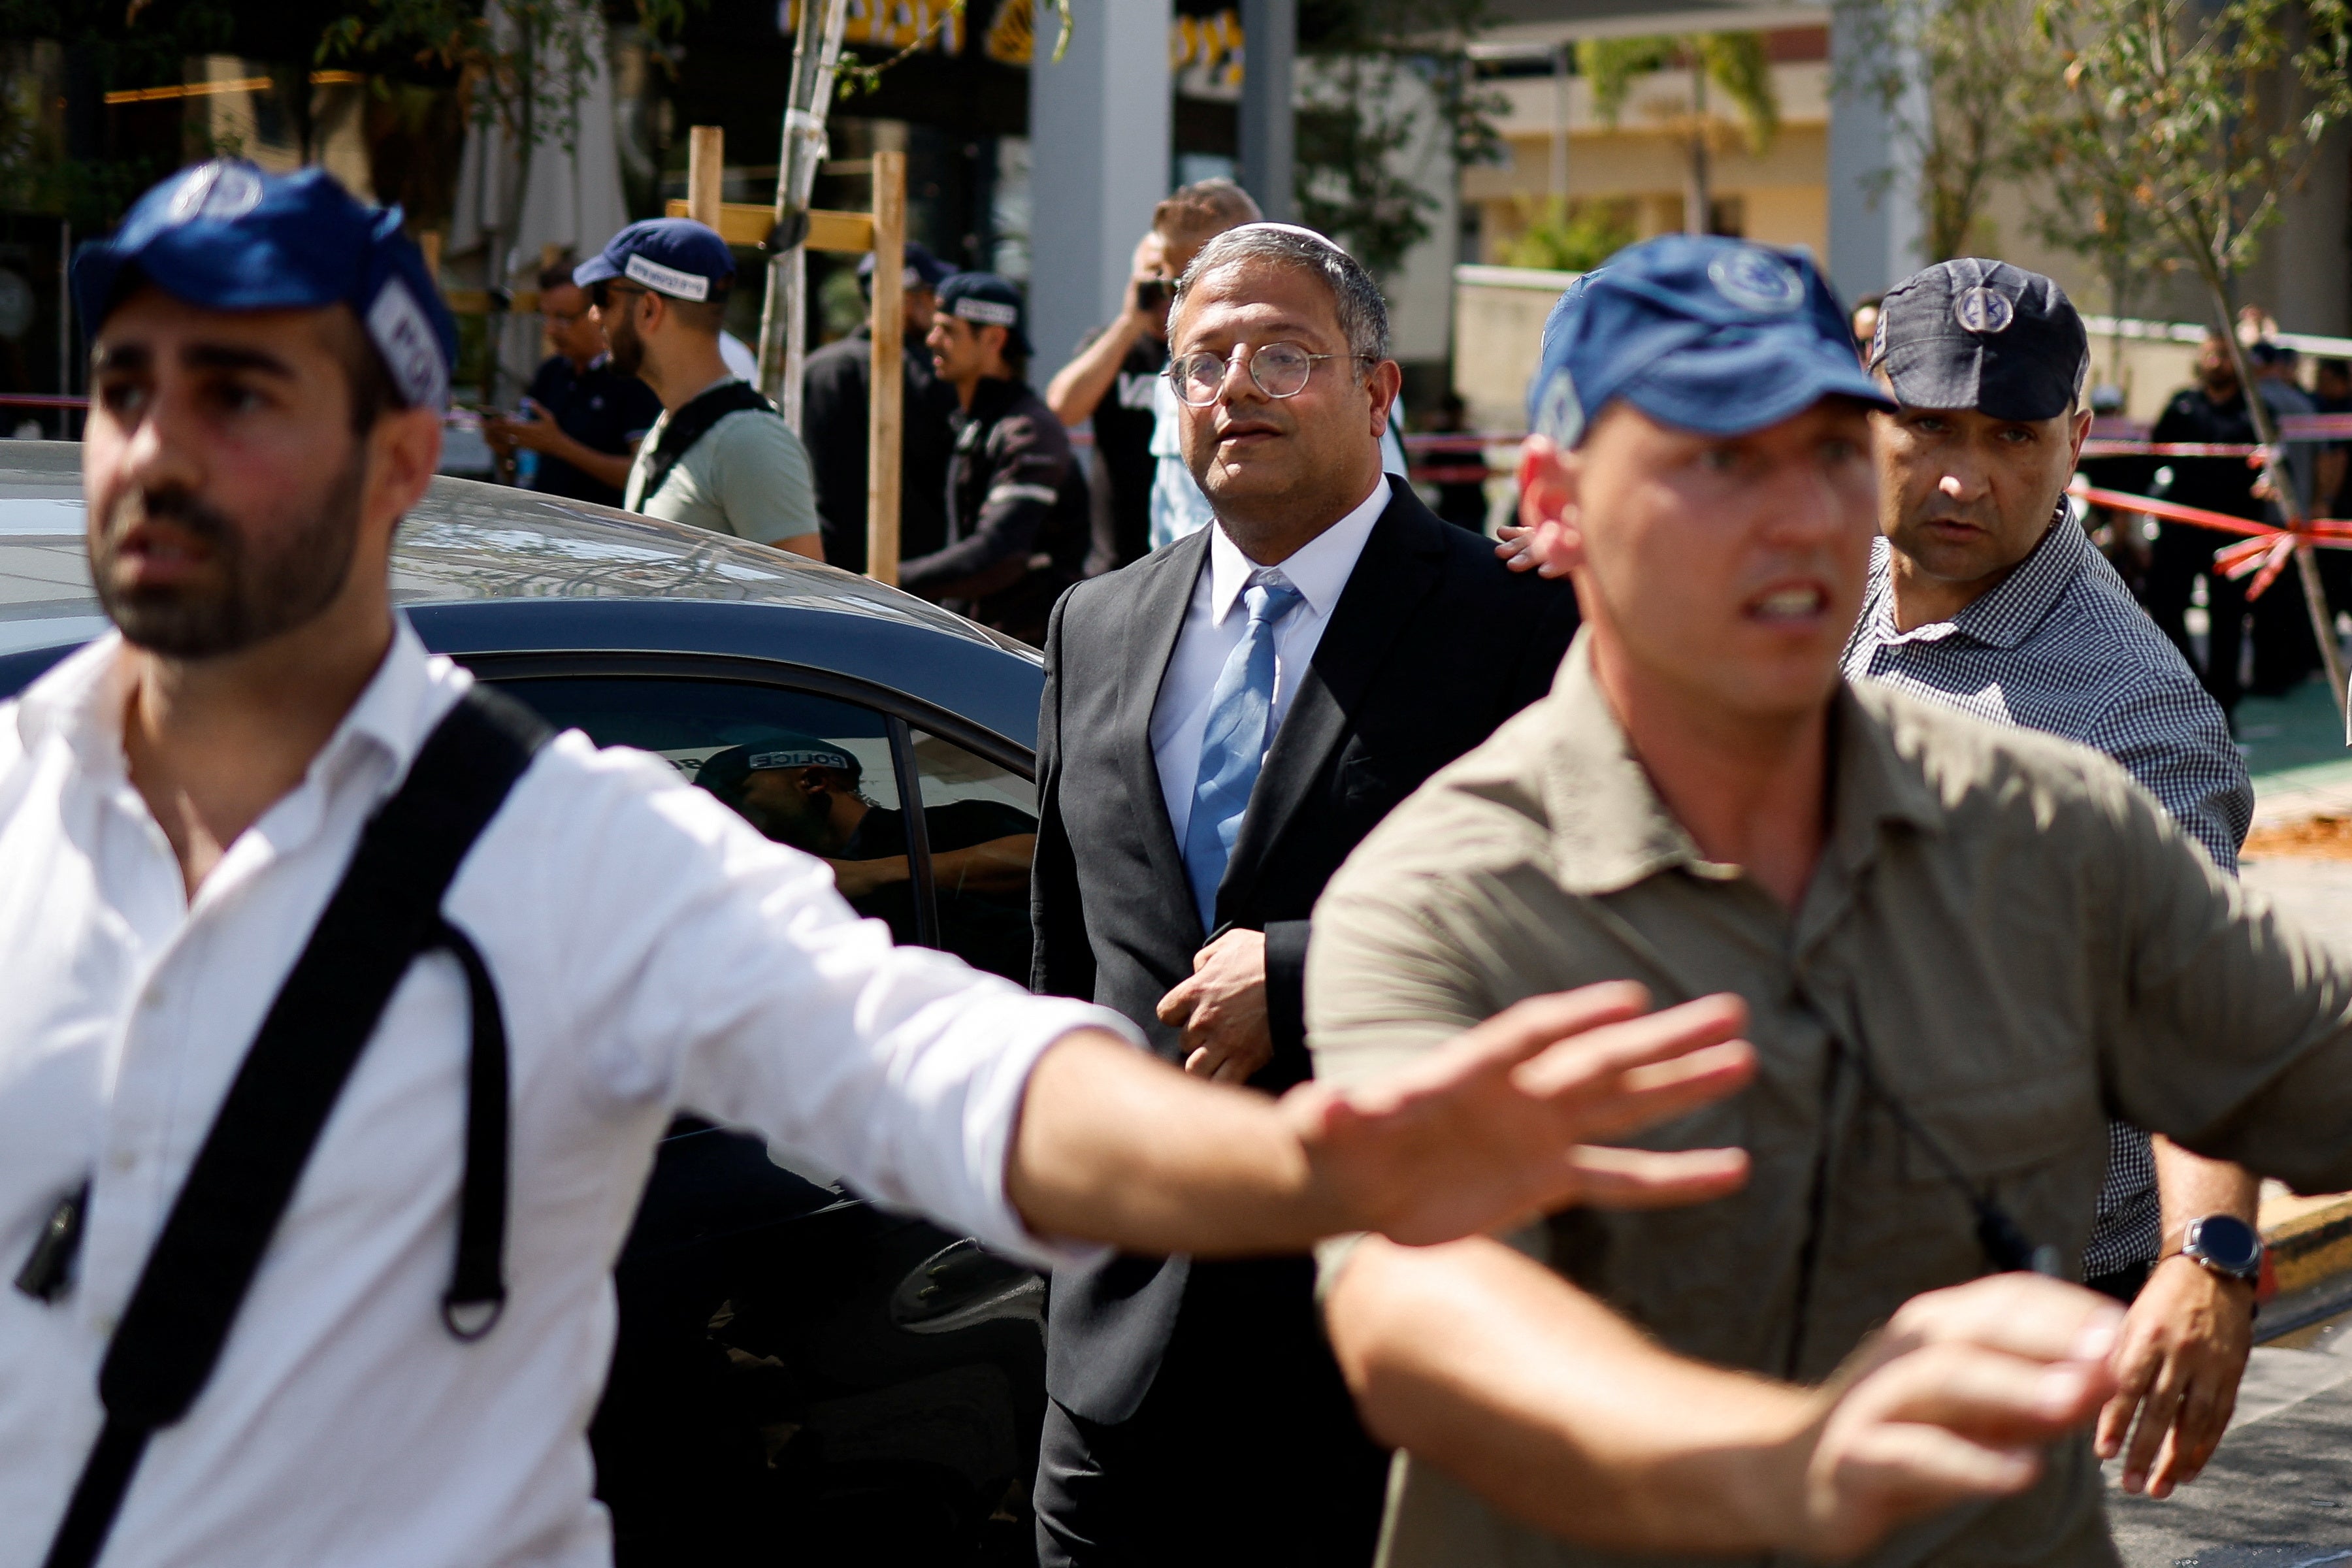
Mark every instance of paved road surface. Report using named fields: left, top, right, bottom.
left=2109, top=854, right=2351, bottom=1567
left=2110, top=1312, right=2352, bottom=1567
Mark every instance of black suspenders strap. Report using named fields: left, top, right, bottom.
left=636, top=380, right=774, bottom=502
left=433, top=919, right=511, bottom=1341
left=42, top=683, right=550, bottom=1568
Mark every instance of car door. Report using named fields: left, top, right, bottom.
left=463, top=653, right=1048, bottom=1567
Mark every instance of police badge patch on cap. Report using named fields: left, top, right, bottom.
left=1707, top=248, right=1806, bottom=314
left=164, top=160, right=263, bottom=226
left=1953, top=285, right=2015, bottom=335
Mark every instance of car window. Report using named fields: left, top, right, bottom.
left=488, top=676, right=929, bottom=945
left=908, top=729, right=1038, bottom=983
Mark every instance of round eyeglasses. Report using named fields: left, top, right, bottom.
left=1164, top=341, right=1373, bottom=407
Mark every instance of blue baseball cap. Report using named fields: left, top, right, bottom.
left=72, top=159, right=456, bottom=410
left=937, top=272, right=1031, bottom=357
left=1526, top=235, right=1892, bottom=446
left=575, top=218, right=736, bottom=302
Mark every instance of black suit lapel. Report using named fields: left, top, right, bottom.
left=1115, top=529, right=1213, bottom=939
left=1215, top=489, right=1449, bottom=921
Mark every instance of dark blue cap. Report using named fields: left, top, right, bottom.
left=859, top=240, right=955, bottom=291
left=72, top=159, right=455, bottom=410
left=1526, top=235, right=1892, bottom=446
left=937, top=272, right=1030, bottom=356
left=1874, top=259, right=2088, bottom=421
left=575, top=218, right=736, bottom=302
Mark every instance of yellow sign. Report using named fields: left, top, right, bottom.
left=782, top=0, right=965, bottom=54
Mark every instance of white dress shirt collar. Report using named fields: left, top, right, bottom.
left=18, top=617, right=452, bottom=816
left=1205, top=475, right=1391, bottom=627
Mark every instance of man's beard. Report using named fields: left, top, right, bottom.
left=92, top=448, right=365, bottom=659
left=606, top=308, right=644, bottom=380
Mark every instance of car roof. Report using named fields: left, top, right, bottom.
left=0, top=442, right=1043, bottom=747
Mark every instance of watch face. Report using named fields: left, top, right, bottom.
left=2188, top=1215, right=2262, bottom=1275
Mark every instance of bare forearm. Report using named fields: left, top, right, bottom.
left=2153, top=1136, right=2260, bottom=1239
left=932, top=835, right=1036, bottom=896
left=1326, top=1235, right=1810, bottom=1554
left=1044, top=316, right=1147, bottom=425
left=1007, top=1031, right=1343, bottom=1255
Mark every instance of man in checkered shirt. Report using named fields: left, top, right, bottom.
left=1845, top=260, right=2257, bottom=1507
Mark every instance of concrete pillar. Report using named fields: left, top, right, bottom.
left=1026, top=0, right=1173, bottom=386
left=1826, top=5, right=1923, bottom=301
left=1239, top=0, right=1296, bottom=221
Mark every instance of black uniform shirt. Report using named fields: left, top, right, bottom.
left=801, top=324, right=959, bottom=572
left=523, top=353, right=664, bottom=508
left=900, top=376, right=1086, bottom=643
left=2149, top=386, right=2264, bottom=523
left=840, top=798, right=1039, bottom=981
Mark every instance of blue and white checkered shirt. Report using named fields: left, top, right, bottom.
left=1844, top=517, right=2253, bottom=1279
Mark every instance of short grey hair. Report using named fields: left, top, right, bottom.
left=1170, top=223, right=1391, bottom=368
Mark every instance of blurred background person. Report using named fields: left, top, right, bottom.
left=900, top=272, right=1088, bottom=644
left=2244, top=340, right=2334, bottom=694
left=1850, top=291, right=1884, bottom=363
left=2143, top=332, right=2263, bottom=721
left=1047, top=231, right=1173, bottom=576
left=802, top=241, right=960, bottom=573
left=484, top=255, right=662, bottom=509
left=1418, top=390, right=1492, bottom=532
left=1145, top=180, right=1263, bottom=551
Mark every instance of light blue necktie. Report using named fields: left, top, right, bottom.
left=1182, top=576, right=1306, bottom=928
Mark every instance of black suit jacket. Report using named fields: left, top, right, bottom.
left=1030, top=484, right=1580, bottom=1422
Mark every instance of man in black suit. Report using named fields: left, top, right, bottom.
left=1030, top=223, right=1582, bottom=1565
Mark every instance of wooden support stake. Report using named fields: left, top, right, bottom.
left=687, top=126, right=725, bottom=231
left=867, top=149, right=907, bottom=588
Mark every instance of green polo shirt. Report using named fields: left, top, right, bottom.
left=623, top=384, right=819, bottom=547
left=1307, top=634, right=2352, bottom=1568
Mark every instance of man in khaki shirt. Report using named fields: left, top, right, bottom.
left=1308, top=238, right=2352, bottom=1568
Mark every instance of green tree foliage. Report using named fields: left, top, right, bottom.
left=1579, top=31, right=1776, bottom=236
left=1296, top=0, right=1504, bottom=281
left=1830, top=0, right=2050, bottom=261
left=2033, top=0, right=2352, bottom=704
left=1580, top=32, right=1778, bottom=153
left=1499, top=197, right=1633, bottom=273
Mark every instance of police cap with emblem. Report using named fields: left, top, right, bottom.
left=1526, top=235, right=1891, bottom=448
left=1871, top=259, right=2088, bottom=421
left=937, top=272, right=1032, bottom=357
left=71, top=159, right=457, bottom=411
left=575, top=217, right=736, bottom=304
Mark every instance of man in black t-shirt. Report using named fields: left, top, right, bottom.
left=2146, top=333, right=2265, bottom=717
left=693, top=733, right=1038, bottom=980
left=485, top=260, right=664, bottom=508
left=801, top=242, right=960, bottom=572
left=1045, top=232, right=1170, bottom=574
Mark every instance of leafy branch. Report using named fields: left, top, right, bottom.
left=2030, top=0, right=2352, bottom=706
